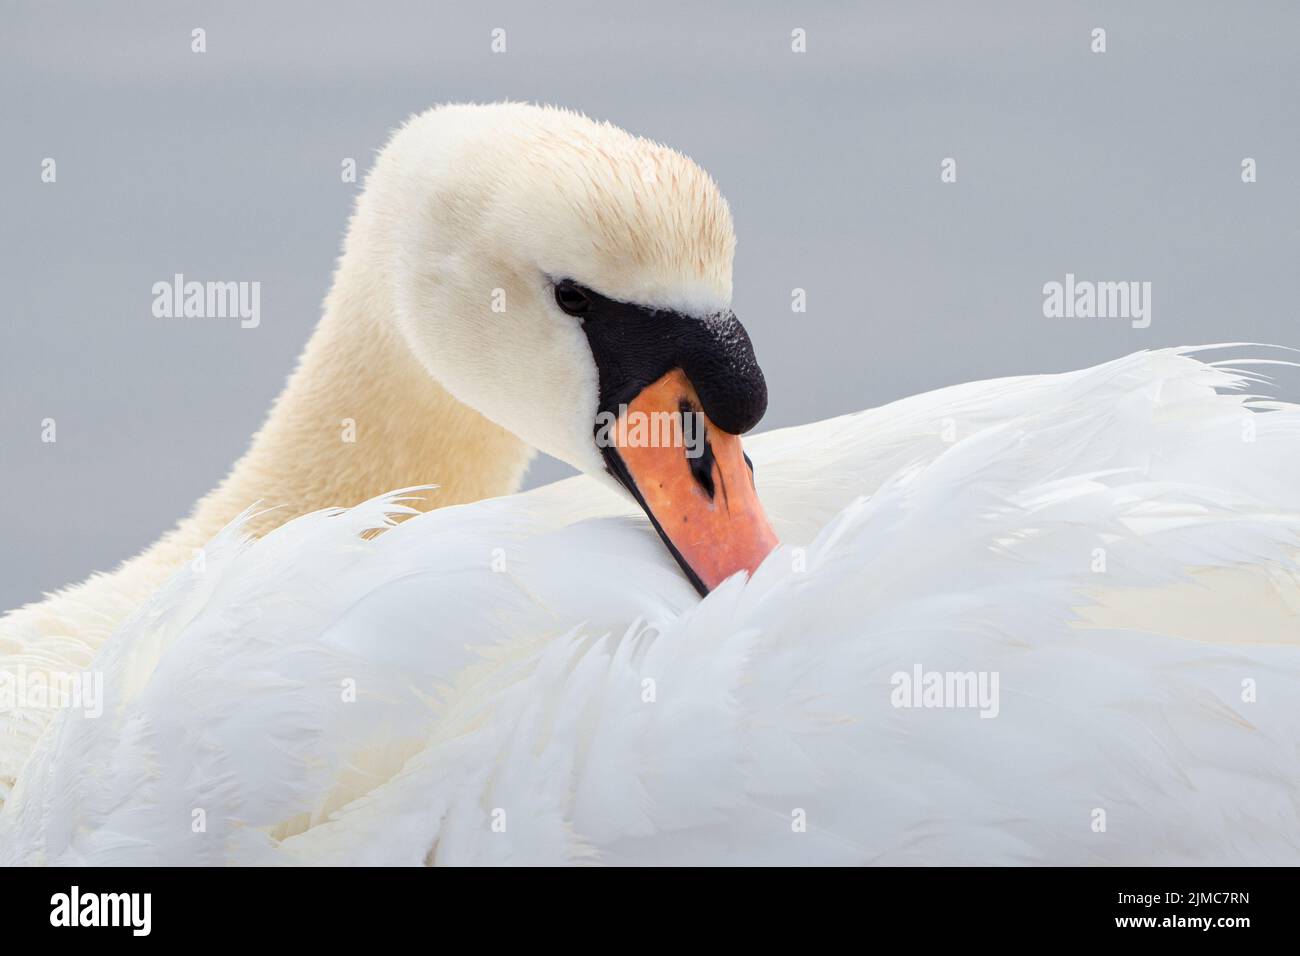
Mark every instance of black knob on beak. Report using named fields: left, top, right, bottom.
left=575, top=283, right=768, bottom=436
left=678, top=311, right=767, bottom=435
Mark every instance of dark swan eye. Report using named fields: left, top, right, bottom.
left=554, top=280, right=591, bottom=316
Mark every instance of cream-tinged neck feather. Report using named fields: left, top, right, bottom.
left=0, top=206, right=534, bottom=687
left=191, top=247, right=533, bottom=544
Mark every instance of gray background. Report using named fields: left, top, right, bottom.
left=2, top=1, right=1298, bottom=610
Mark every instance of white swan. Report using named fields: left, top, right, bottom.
left=2, top=103, right=1298, bottom=865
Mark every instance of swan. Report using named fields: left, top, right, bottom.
left=2, top=102, right=1299, bottom=865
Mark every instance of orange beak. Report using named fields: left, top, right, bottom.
left=600, top=369, right=779, bottom=595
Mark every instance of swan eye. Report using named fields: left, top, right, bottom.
left=554, top=280, right=591, bottom=316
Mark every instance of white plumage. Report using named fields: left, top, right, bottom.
left=4, top=346, right=1298, bottom=865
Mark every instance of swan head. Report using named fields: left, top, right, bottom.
left=367, top=103, right=776, bottom=594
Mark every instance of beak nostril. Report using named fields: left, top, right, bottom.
left=688, top=435, right=716, bottom=500
left=679, top=397, right=717, bottom=500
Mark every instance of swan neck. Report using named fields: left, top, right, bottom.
left=183, top=247, right=534, bottom=545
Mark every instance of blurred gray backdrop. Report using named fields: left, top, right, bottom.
left=3, top=0, right=1298, bottom=609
